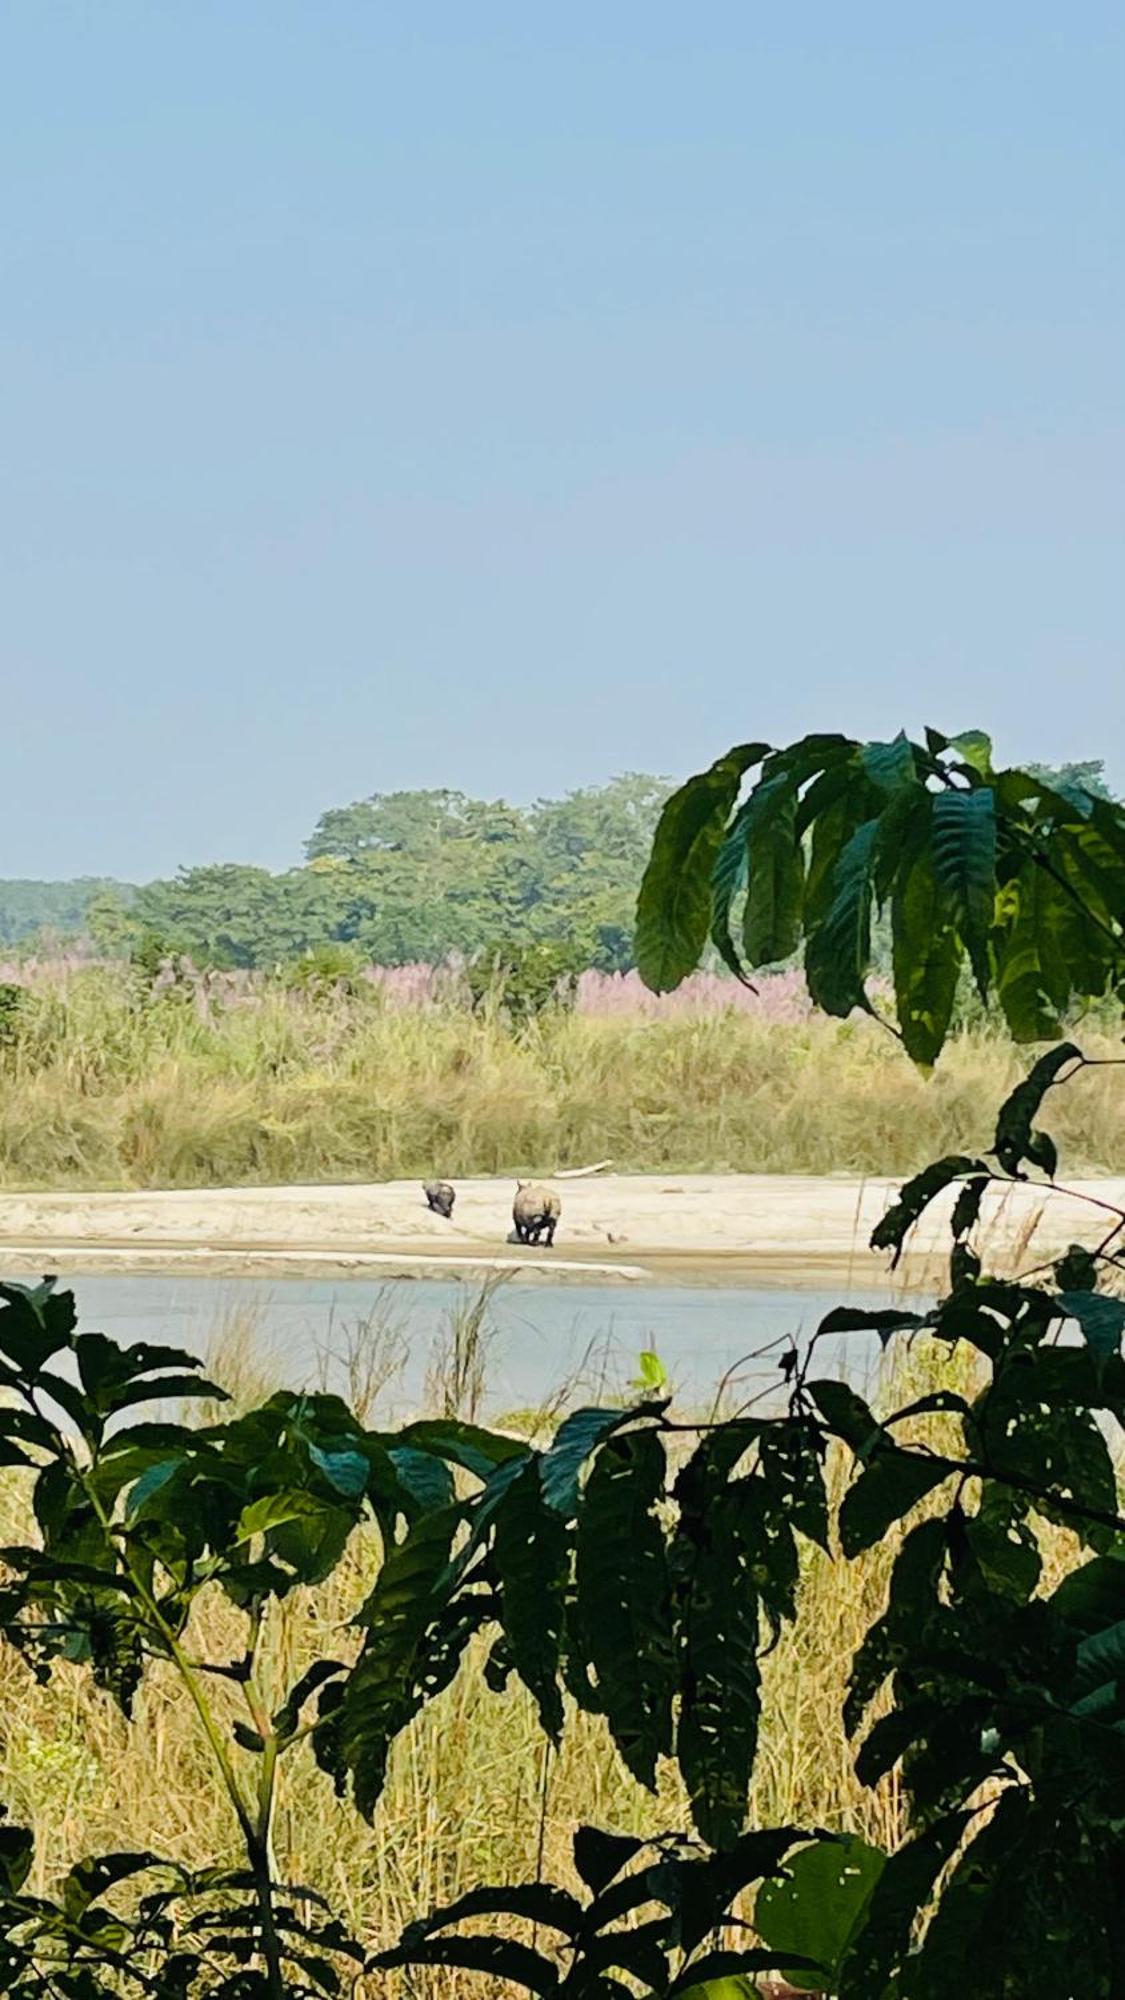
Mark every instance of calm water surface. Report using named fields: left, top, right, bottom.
left=61, top=1273, right=917, bottom=1419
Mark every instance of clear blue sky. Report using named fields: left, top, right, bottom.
left=2, top=5, right=1121, bottom=880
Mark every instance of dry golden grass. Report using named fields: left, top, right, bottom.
left=0, top=969, right=1120, bottom=1188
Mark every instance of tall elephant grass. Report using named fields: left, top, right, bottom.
left=0, top=1312, right=1093, bottom=1994
left=0, top=964, right=1120, bottom=1188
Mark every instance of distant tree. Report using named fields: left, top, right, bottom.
left=85, top=886, right=135, bottom=957
left=304, top=789, right=488, bottom=861
left=1025, top=758, right=1114, bottom=806
left=0, top=877, right=135, bottom=947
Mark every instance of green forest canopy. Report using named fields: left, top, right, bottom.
left=0, top=775, right=673, bottom=970
left=0, top=760, right=1113, bottom=969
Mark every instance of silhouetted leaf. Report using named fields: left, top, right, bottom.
left=870, top=1155, right=988, bottom=1267
left=332, top=1502, right=464, bottom=1817
left=815, top=1305, right=929, bottom=1346
left=837, top=1811, right=973, bottom=1998
left=372, top=1932, right=560, bottom=1993
left=572, top=1827, right=647, bottom=1896
left=891, top=824, right=962, bottom=1066
left=992, top=1042, right=1081, bottom=1176
left=839, top=1451, right=951, bottom=1557
left=1054, top=1243, right=1099, bottom=1291
left=950, top=1175, right=989, bottom=1240
left=677, top=1486, right=763, bottom=1847
left=0, top=1278, right=76, bottom=1360
left=806, top=1380, right=882, bottom=1457
left=574, top=1428, right=675, bottom=1787
left=637, top=745, right=769, bottom=992
left=494, top=1458, right=567, bottom=1739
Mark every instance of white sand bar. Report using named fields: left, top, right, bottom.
left=0, top=1173, right=1121, bottom=1287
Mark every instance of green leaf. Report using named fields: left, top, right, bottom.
left=307, top=1443, right=369, bottom=1499
left=493, top=1458, right=567, bottom=1739
left=839, top=1451, right=951, bottom=1558
left=673, top=1974, right=761, bottom=2000
left=710, top=797, right=756, bottom=982
left=334, top=1502, right=464, bottom=1817
left=1056, top=1290, right=1125, bottom=1368
left=950, top=1176, right=989, bottom=1240
left=992, top=864, right=1074, bottom=1041
left=947, top=728, right=993, bottom=776
left=837, top=1811, right=973, bottom=1998
left=396, top=1419, right=527, bottom=1480
left=891, top=824, right=963, bottom=1066
left=1072, top=1616, right=1125, bottom=1709
left=540, top=1406, right=643, bottom=1516
left=124, top=1457, right=183, bottom=1521
left=860, top=731, right=917, bottom=794
left=386, top=1444, right=455, bottom=1513
left=755, top=1835, right=886, bottom=1992
left=634, top=1349, right=668, bottom=1391
left=386, top=1879, right=582, bottom=1938
left=804, top=818, right=880, bottom=1018
left=755, top=1420, right=830, bottom=1553
left=236, top=1491, right=330, bottom=1542
left=62, top=1851, right=160, bottom=1922
left=574, top=1427, right=675, bottom=1788
left=931, top=786, right=997, bottom=995
left=742, top=792, right=805, bottom=967
left=372, top=1932, right=560, bottom=1994
left=845, top=1517, right=948, bottom=1734
left=636, top=745, right=769, bottom=992
left=677, top=1485, right=764, bottom=1847
left=992, top=1042, right=1081, bottom=1176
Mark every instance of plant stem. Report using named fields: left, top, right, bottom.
left=247, top=1728, right=287, bottom=2000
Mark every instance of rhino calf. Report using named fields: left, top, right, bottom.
left=423, top=1180, right=456, bottom=1219
left=513, top=1181, right=561, bottom=1248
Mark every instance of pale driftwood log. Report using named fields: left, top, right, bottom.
left=553, top=1159, right=614, bottom=1180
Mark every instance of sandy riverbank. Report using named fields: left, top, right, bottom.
left=1, top=1171, right=1121, bottom=1288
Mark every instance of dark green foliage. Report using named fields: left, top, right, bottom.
left=574, top=1428, right=676, bottom=1787
left=639, top=727, right=1125, bottom=1060
left=636, top=746, right=767, bottom=991
left=371, top=1826, right=822, bottom=1998
left=754, top=1835, right=886, bottom=1993
left=126, top=775, right=676, bottom=971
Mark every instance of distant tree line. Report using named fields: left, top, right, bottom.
left=0, top=776, right=673, bottom=971
left=0, top=761, right=1112, bottom=972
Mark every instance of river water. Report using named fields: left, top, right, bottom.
left=58, top=1272, right=917, bottom=1421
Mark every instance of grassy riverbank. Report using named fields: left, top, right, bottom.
left=0, top=965, right=1120, bottom=1188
